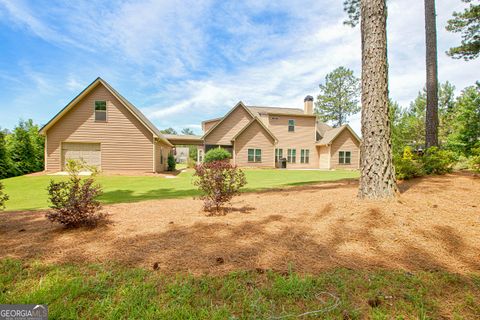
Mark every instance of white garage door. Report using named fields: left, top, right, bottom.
left=62, top=143, right=101, bottom=169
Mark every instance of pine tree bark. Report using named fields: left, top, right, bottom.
left=425, top=0, right=439, bottom=148
left=358, top=0, right=397, bottom=199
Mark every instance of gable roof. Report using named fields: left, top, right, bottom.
left=39, top=77, right=172, bottom=147
left=201, top=101, right=256, bottom=139
left=316, top=124, right=361, bottom=146
left=231, top=117, right=277, bottom=143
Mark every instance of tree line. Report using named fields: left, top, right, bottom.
left=0, top=119, right=44, bottom=179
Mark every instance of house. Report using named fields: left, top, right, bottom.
left=39, top=77, right=173, bottom=172
left=199, top=97, right=361, bottom=169
left=40, top=77, right=360, bottom=172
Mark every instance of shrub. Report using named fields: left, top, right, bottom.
left=167, top=154, right=176, bottom=171
left=0, top=182, right=8, bottom=210
left=187, top=157, right=196, bottom=168
left=46, top=160, right=104, bottom=228
left=469, top=146, right=480, bottom=173
left=394, top=155, right=424, bottom=180
left=421, top=147, right=457, bottom=175
left=204, top=148, right=231, bottom=163
left=193, top=160, right=247, bottom=213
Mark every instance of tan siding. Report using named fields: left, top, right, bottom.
left=154, top=140, right=171, bottom=172
left=46, top=83, right=156, bottom=172
left=203, top=120, right=220, bottom=133
left=329, top=129, right=360, bottom=169
left=204, top=106, right=253, bottom=145
left=268, top=115, right=318, bottom=168
left=234, top=121, right=275, bottom=168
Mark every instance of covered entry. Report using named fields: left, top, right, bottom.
left=62, top=142, right=101, bottom=169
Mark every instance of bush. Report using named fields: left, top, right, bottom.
left=193, top=160, right=247, bottom=213
left=204, top=148, right=231, bottom=163
left=167, top=154, right=176, bottom=171
left=469, top=146, right=480, bottom=173
left=0, top=182, right=8, bottom=210
left=46, top=160, right=104, bottom=228
left=393, top=146, right=424, bottom=180
left=394, top=155, right=424, bottom=180
left=421, top=147, right=457, bottom=175
left=187, top=157, right=196, bottom=168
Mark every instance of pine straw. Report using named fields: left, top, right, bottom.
left=1, top=172, right=479, bottom=275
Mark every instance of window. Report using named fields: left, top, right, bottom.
left=339, top=151, right=351, bottom=164
left=287, top=149, right=296, bottom=163
left=275, top=148, right=283, bottom=162
left=95, top=101, right=107, bottom=121
left=248, top=149, right=262, bottom=162
left=288, top=119, right=295, bottom=132
left=300, top=149, right=310, bottom=164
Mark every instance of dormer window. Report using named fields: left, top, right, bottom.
left=95, top=101, right=107, bottom=122
left=288, top=119, right=295, bottom=132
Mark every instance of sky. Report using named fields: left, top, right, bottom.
left=0, top=0, right=478, bottom=135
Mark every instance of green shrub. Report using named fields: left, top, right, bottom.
left=394, top=155, right=424, bottom=180
left=46, top=160, right=104, bottom=228
left=421, top=147, right=457, bottom=175
left=469, top=146, right=480, bottom=173
left=204, top=148, right=231, bottom=163
left=187, top=157, right=196, bottom=168
left=0, top=182, right=8, bottom=210
left=167, top=154, right=176, bottom=171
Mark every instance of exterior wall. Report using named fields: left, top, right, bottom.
left=203, top=119, right=220, bottom=133
left=329, top=129, right=360, bottom=169
left=268, top=115, right=318, bottom=168
left=204, top=106, right=253, bottom=146
left=154, top=140, right=172, bottom=172
left=233, top=121, right=275, bottom=168
left=318, top=145, right=330, bottom=169
left=46, top=83, right=155, bottom=172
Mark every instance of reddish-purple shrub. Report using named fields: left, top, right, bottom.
left=193, top=160, right=247, bottom=213
left=46, top=160, right=104, bottom=227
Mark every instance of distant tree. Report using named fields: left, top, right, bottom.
left=446, top=84, right=480, bottom=155
left=0, top=129, right=14, bottom=179
left=438, top=82, right=457, bottom=143
left=161, top=127, right=177, bottom=135
left=424, top=0, right=439, bottom=148
left=314, top=66, right=360, bottom=127
left=8, top=119, right=44, bottom=174
left=344, top=0, right=397, bottom=198
left=181, top=128, right=195, bottom=135
left=446, top=0, right=480, bottom=60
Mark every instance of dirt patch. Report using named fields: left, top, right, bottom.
left=1, top=173, right=479, bottom=275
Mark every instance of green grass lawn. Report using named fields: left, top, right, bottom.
left=1, top=259, right=478, bottom=319
left=1, top=169, right=358, bottom=211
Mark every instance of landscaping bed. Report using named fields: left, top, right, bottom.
left=1, top=172, right=478, bottom=275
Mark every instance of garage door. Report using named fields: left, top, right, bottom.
left=62, top=143, right=101, bottom=169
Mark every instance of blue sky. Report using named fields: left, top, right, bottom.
left=0, top=0, right=478, bottom=135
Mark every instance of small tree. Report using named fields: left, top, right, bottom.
left=204, top=148, right=231, bottom=163
left=193, top=160, right=247, bottom=213
left=46, top=160, right=104, bottom=228
left=167, top=153, right=176, bottom=171
left=0, top=182, right=9, bottom=210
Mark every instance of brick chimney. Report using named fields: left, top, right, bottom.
left=304, top=95, right=314, bottom=114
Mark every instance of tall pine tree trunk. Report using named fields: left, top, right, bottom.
left=358, top=0, right=397, bottom=199
left=425, top=0, right=439, bottom=148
